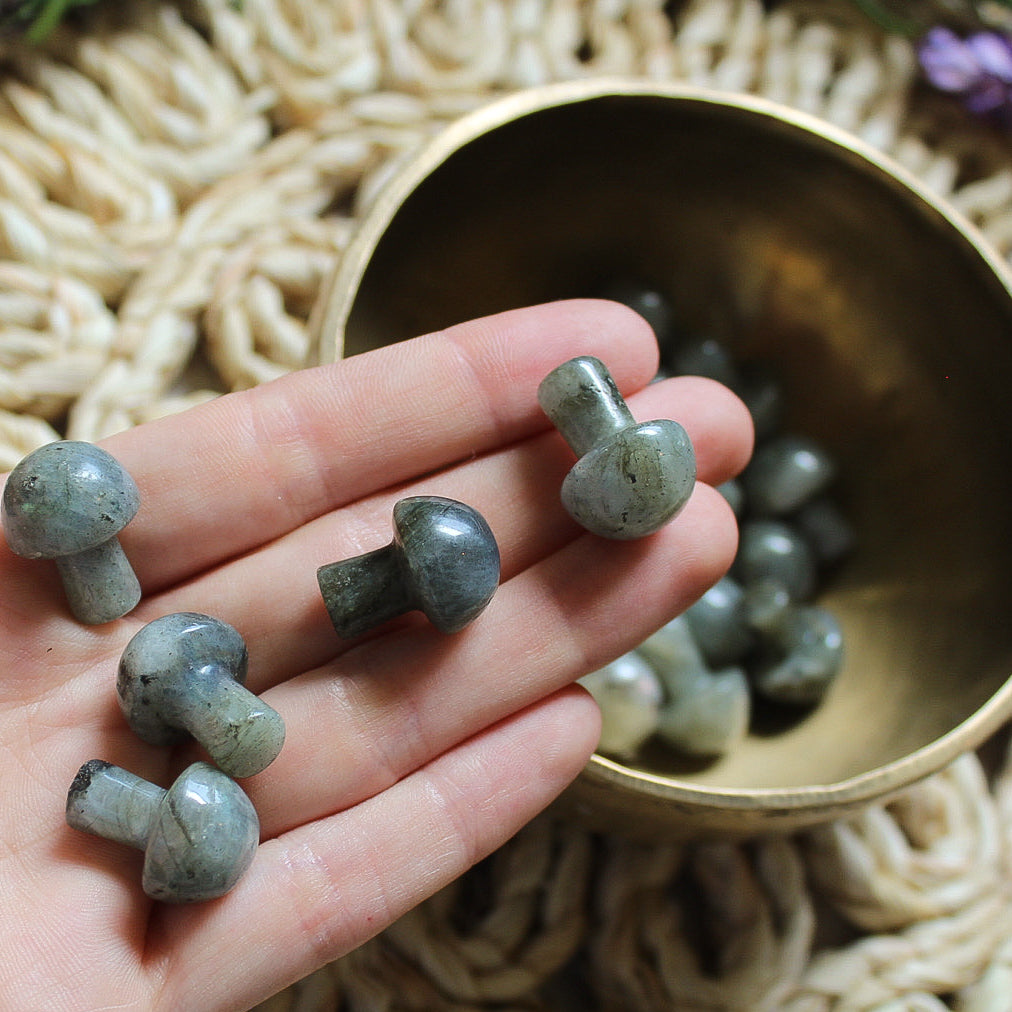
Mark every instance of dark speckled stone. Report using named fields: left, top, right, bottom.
left=753, top=604, right=844, bottom=706
left=66, top=759, right=259, bottom=903
left=1, top=440, right=141, bottom=624
left=598, top=282, right=675, bottom=343
left=684, top=576, right=754, bottom=668
left=117, top=613, right=285, bottom=779
left=317, top=496, right=500, bottom=638
left=742, top=434, right=836, bottom=517
left=735, top=519, right=817, bottom=601
left=537, top=356, right=696, bottom=539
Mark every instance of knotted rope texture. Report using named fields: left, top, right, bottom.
left=3, top=1, right=1012, bottom=1008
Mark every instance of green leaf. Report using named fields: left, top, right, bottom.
left=25, top=0, right=71, bottom=41
left=849, top=0, right=925, bottom=35
left=12, top=0, right=102, bottom=41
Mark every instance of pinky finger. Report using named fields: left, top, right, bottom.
left=147, top=685, right=602, bottom=1012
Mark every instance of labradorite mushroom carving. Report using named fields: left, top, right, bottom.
left=1, top=440, right=141, bottom=624
left=66, top=759, right=259, bottom=903
left=638, top=615, right=750, bottom=757
left=753, top=604, right=845, bottom=706
left=741, top=434, right=836, bottom=517
left=735, top=520, right=817, bottom=602
left=537, top=356, right=696, bottom=539
left=117, top=612, right=286, bottom=779
left=317, top=496, right=500, bottom=638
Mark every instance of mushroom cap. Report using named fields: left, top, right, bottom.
left=1, top=441, right=140, bottom=559
left=741, top=434, right=836, bottom=517
left=656, top=666, right=751, bottom=757
left=117, top=612, right=249, bottom=746
left=560, top=419, right=696, bottom=539
left=392, top=496, right=500, bottom=634
left=754, top=604, right=845, bottom=706
left=141, top=762, right=259, bottom=903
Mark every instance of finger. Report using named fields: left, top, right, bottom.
left=135, top=375, right=751, bottom=690
left=146, top=685, right=601, bottom=1011
left=241, top=484, right=736, bottom=837
left=106, top=300, right=661, bottom=592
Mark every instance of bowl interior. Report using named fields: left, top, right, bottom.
left=323, top=85, right=1012, bottom=818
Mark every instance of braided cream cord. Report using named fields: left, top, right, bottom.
left=257, top=750, right=1012, bottom=1011
left=3, top=2, right=1012, bottom=1009
left=3, top=0, right=1008, bottom=452
left=590, top=834, right=815, bottom=1010
left=325, top=818, right=594, bottom=1010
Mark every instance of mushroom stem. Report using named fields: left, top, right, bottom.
left=67, top=760, right=260, bottom=902
left=178, top=672, right=287, bottom=779
left=538, top=356, right=635, bottom=458
left=55, top=538, right=141, bottom=625
left=537, top=356, right=696, bottom=540
left=65, top=760, right=163, bottom=851
left=317, top=543, right=414, bottom=639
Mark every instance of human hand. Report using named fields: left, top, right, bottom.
left=0, top=299, right=752, bottom=1010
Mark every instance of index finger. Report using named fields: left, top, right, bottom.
left=106, top=300, right=660, bottom=593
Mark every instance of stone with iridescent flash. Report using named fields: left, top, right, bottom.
left=66, top=760, right=259, bottom=903
left=579, top=652, right=664, bottom=759
left=117, top=612, right=286, bottom=779
left=1, top=440, right=141, bottom=624
left=538, top=356, right=696, bottom=539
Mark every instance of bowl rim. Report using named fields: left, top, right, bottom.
left=319, top=76, right=1012, bottom=364
left=318, top=77, right=1012, bottom=816
left=583, top=681, right=1012, bottom=812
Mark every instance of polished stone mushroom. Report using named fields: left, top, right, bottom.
left=579, top=651, right=664, bottom=760
left=684, top=575, right=754, bottom=669
left=117, top=612, right=285, bottom=779
left=741, top=434, right=836, bottom=516
left=735, top=519, right=817, bottom=602
left=537, top=356, right=696, bottom=539
left=317, top=495, right=500, bottom=638
left=1, top=440, right=141, bottom=624
left=638, top=616, right=750, bottom=757
left=66, top=759, right=259, bottom=903
left=598, top=281, right=675, bottom=343
left=655, top=665, right=751, bottom=758
left=752, top=603, right=845, bottom=706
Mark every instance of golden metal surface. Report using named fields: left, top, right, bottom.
left=318, top=80, right=1012, bottom=838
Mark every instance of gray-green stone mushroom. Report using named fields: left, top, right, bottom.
left=1, top=440, right=141, bottom=624
left=117, top=613, right=285, bottom=779
left=638, top=615, right=750, bottom=757
left=578, top=651, right=664, bottom=760
left=735, top=520, right=817, bottom=602
left=66, top=759, right=259, bottom=903
left=741, top=434, right=836, bottom=517
left=684, top=576, right=754, bottom=668
left=752, top=604, right=845, bottom=706
left=537, top=356, right=695, bottom=539
left=317, top=496, right=500, bottom=638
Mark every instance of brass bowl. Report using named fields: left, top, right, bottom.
left=317, top=80, right=1012, bottom=838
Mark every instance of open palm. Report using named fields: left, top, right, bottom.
left=0, top=300, right=751, bottom=1011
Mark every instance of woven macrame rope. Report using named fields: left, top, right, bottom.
left=4, top=2, right=1012, bottom=1010
left=781, top=752, right=1012, bottom=1011
left=6, top=0, right=1012, bottom=450
left=802, top=757, right=1004, bottom=933
left=590, top=834, right=815, bottom=1011
left=343, top=817, right=594, bottom=1006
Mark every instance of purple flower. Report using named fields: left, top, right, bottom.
left=918, top=26, right=1012, bottom=123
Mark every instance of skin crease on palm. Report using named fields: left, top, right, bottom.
left=0, top=300, right=753, bottom=1011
